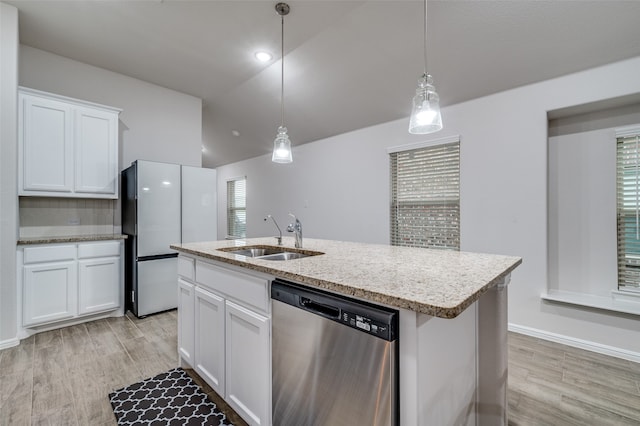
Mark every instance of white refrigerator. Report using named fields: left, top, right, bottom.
left=122, top=160, right=217, bottom=317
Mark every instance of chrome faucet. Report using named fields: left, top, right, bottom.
left=287, top=213, right=302, bottom=248
left=264, top=215, right=283, bottom=245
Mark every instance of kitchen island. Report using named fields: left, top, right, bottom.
left=171, top=237, right=522, bottom=426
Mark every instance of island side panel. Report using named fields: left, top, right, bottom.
left=400, top=303, right=478, bottom=425
left=399, top=308, right=419, bottom=426
left=477, top=276, right=510, bottom=425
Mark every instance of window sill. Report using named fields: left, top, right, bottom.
left=541, top=289, right=640, bottom=316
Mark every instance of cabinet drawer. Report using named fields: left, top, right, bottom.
left=78, top=241, right=120, bottom=259
left=23, top=245, right=76, bottom=264
left=196, top=261, right=269, bottom=313
left=178, top=256, right=195, bottom=280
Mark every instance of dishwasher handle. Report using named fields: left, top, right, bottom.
left=299, top=297, right=340, bottom=319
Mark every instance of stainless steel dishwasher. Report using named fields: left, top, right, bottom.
left=271, top=279, right=399, bottom=426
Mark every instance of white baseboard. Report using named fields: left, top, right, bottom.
left=0, top=337, right=19, bottom=351
left=508, top=323, right=640, bottom=363
left=17, top=309, right=123, bottom=340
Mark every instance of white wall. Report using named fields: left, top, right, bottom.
left=19, top=45, right=203, bottom=170
left=216, top=122, right=394, bottom=243
left=217, top=56, right=640, bottom=354
left=0, top=3, right=19, bottom=347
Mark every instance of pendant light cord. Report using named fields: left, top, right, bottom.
left=423, top=0, right=427, bottom=76
left=281, top=13, right=285, bottom=128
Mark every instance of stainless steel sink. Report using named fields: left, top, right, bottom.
left=224, top=247, right=284, bottom=258
left=217, top=245, right=323, bottom=261
left=258, top=252, right=309, bottom=261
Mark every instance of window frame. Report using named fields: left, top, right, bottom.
left=388, top=136, right=461, bottom=251
left=616, top=125, right=640, bottom=292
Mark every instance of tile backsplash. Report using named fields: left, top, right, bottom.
left=19, top=197, right=117, bottom=238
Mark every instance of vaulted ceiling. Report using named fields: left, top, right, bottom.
left=8, top=0, right=640, bottom=167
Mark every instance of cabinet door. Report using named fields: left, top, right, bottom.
left=225, top=300, right=271, bottom=426
left=194, top=286, right=225, bottom=395
left=23, top=261, right=77, bottom=326
left=74, top=107, right=118, bottom=197
left=78, top=257, right=120, bottom=315
left=178, top=279, right=195, bottom=366
left=19, top=94, right=74, bottom=194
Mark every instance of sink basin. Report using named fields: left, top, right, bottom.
left=258, top=252, right=309, bottom=261
left=217, top=245, right=323, bottom=261
left=223, top=247, right=284, bottom=258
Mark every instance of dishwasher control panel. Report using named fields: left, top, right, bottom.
left=272, top=278, right=398, bottom=342
left=342, top=311, right=392, bottom=340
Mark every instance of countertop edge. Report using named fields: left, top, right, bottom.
left=441, top=258, right=523, bottom=318
left=17, top=234, right=128, bottom=245
left=170, top=243, right=522, bottom=318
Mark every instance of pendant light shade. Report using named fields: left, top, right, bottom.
left=272, top=126, right=292, bottom=163
left=409, top=0, right=443, bottom=135
left=409, top=73, right=442, bottom=134
left=272, top=3, right=293, bottom=164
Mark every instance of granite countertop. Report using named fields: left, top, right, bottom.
left=170, top=237, right=522, bottom=319
left=17, top=234, right=128, bottom=245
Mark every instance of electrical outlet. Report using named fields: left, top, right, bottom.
left=68, top=218, right=80, bottom=225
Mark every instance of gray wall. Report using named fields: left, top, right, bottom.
left=217, top=56, right=640, bottom=355
left=18, top=46, right=204, bottom=234
left=0, top=2, right=18, bottom=347
left=19, top=45, right=203, bottom=170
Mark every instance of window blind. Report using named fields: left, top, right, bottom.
left=390, top=141, right=460, bottom=250
left=616, top=131, right=640, bottom=291
left=227, top=177, right=246, bottom=239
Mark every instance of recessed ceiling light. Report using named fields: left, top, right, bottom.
left=232, top=130, right=240, bottom=137
left=255, top=51, right=272, bottom=62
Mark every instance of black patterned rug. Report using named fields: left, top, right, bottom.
left=109, top=368, right=233, bottom=425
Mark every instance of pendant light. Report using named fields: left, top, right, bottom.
left=408, top=0, right=443, bottom=134
left=272, top=2, right=293, bottom=163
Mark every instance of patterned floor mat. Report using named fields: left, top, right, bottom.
left=109, top=368, right=233, bottom=425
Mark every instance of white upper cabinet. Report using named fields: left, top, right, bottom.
left=18, top=87, right=121, bottom=199
left=19, top=94, right=74, bottom=193
left=74, top=107, right=118, bottom=195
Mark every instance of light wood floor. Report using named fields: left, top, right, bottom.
left=0, top=311, right=246, bottom=426
left=508, top=332, right=640, bottom=425
left=1, top=311, right=639, bottom=425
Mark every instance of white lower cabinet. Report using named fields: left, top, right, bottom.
left=78, top=257, right=120, bottom=315
left=23, top=260, right=77, bottom=326
left=178, top=279, right=195, bottom=365
left=225, top=300, right=270, bottom=426
left=20, top=241, right=123, bottom=328
left=177, top=256, right=271, bottom=426
left=194, top=286, right=225, bottom=396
